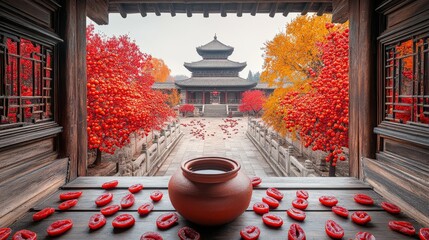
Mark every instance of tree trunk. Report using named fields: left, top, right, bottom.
left=94, top=148, right=102, bottom=166
left=329, top=159, right=336, bottom=177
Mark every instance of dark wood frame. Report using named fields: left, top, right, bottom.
left=1, top=0, right=428, bottom=227
left=363, top=0, right=429, bottom=226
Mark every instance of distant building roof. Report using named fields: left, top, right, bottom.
left=175, top=77, right=257, bottom=88
left=254, top=83, right=277, bottom=90
left=184, top=59, right=246, bottom=71
left=152, top=82, right=178, bottom=89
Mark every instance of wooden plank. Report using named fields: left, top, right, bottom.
left=386, top=0, right=429, bottom=28
left=332, top=0, right=348, bottom=23
left=62, top=177, right=372, bottom=190
left=0, top=138, right=53, bottom=170
left=363, top=157, right=429, bottom=226
left=0, top=158, right=68, bottom=226
left=77, top=0, right=88, bottom=177
left=9, top=211, right=421, bottom=240
left=86, top=0, right=108, bottom=25
left=0, top=152, right=57, bottom=185
left=33, top=189, right=384, bottom=212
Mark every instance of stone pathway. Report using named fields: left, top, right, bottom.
left=155, top=117, right=276, bottom=177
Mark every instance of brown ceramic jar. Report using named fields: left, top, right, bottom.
left=168, top=157, right=252, bottom=226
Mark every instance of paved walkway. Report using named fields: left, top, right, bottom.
left=155, top=117, right=276, bottom=177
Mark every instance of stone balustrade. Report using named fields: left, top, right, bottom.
left=119, top=120, right=183, bottom=176
left=246, top=119, right=316, bottom=177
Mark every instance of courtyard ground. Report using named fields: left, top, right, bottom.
left=155, top=117, right=276, bottom=177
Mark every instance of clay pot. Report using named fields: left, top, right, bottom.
left=168, top=157, right=252, bottom=226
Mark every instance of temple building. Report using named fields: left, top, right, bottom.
left=152, top=36, right=275, bottom=115
left=176, top=35, right=258, bottom=104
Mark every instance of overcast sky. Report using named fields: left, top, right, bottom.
left=88, top=12, right=299, bottom=77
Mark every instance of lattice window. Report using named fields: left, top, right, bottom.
left=0, top=33, right=54, bottom=129
left=384, top=33, right=429, bottom=127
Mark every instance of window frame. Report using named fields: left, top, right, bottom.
left=0, top=17, right=62, bottom=149
left=375, top=18, right=429, bottom=148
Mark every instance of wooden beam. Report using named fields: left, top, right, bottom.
left=332, top=0, right=349, bottom=23
left=86, top=0, right=108, bottom=25
left=317, top=3, right=327, bottom=16
left=186, top=5, right=192, bottom=17
left=237, top=3, right=243, bottom=17
left=77, top=0, right=87, bottom=177
left=154, top=3, right=161, bottom=16
left=203, top=5, right=209, bottom=17
left=110, top=0, right=331, bottom=3
left=251, top=2, right=259, bottom=16
left=117, top=3, right=127, bottom=18
left=283, top=3, right=290, bottom=16
left=301, top=2, right=312, bottom=15
left=220, top=3, right=227, bottom=17
left=138, top=4, right=147, bottom=17
left=169, top=3, right=176, bottom=17
left=269, top=2, right=279, bottom=17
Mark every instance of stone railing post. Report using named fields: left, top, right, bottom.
left=303, top=159, right=315, bottom=177
left=287, top=146, right=294, bottom=175
left=141, top=143, right=149, bottom=174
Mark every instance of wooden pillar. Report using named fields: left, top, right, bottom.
left=202, top=90, right=205, bottom=104
left=77, top=0, right=87, bottom=176
left=224, top=91, right=227, bottom=104
left=59, top=0, right=78, bottom=181
left=348, top=0, right=377, bottom=179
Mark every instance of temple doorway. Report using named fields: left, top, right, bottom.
left=210, top=91, right=220, bottom=104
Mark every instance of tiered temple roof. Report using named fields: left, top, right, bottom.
left=176, top=35, right=255, bottom=88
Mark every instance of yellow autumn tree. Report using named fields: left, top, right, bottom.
left=167, top=89, right=181, bottom=107
left=261, top=14, right=332, bottom=88
left=150, top=58, right=171, bottom=82
left=262, top=14, right=333, bottom=137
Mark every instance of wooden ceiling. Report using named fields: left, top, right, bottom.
left=87, top=0, right=348, bottom=25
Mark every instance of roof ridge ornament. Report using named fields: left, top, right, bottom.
left=214, top=34, right=217, bottom=40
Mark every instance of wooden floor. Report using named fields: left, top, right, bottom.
left=9, top=177, right=422, bottom=239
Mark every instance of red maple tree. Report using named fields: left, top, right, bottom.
left=86, top=25, right=174, bottom=163
left=239, top=90, right=266, bottom=117
left=281, top=23, right=349, bottom=176
left=179, top=104, right=195, bottom=117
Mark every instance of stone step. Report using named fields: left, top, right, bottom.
left=203, top=104, right=227, bottom=117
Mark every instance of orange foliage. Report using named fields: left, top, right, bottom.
left=166, top=89, right=181, bottom=107
left=150, top=58, right=171, bottom=82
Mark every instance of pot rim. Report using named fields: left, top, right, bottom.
left=181, top=157, right=241, bottom=183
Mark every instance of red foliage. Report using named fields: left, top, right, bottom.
left=179, top=104, right=195, bottom=113
left=3, top=39, right=48, bottom=123
left=239, top=90, right=266, bottom=115
left=281, top=24, right=349, bottom=167
left=86, top=25, right=174, bottom=154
